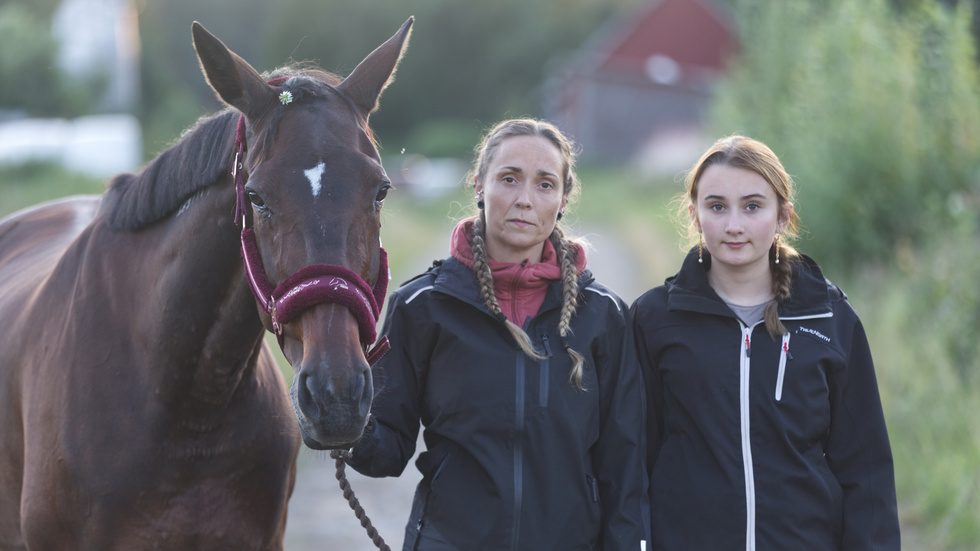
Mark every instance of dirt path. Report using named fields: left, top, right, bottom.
left=284, top=447, right=421, bottom=551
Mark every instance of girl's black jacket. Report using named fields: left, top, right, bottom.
left=631, top=250, right=900, bottom=550
left=348, top=257, right=647, bottom=551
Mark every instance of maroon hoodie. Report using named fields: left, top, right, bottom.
left=449, top=217, right=587, bottom=326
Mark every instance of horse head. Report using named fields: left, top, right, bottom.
left=191, top=19, right=412, bottom=450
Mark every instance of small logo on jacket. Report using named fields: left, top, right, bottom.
left=797, top=326, right=831, bottom=342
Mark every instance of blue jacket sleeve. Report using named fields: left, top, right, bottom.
left=825, top=306, right=901, bottom=550
left=347, top=289, right=423, bottom=478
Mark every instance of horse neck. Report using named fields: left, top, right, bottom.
left=131, top=177, right=267, bottom=409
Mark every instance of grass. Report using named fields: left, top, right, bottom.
left=850, top=256, right=980, bottom=549
left=0, top=163, right=107, bottom=216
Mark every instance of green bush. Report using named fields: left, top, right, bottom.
left=713, top=0, right=980, bottom=271
left=860, top=230, right=980, bottom=548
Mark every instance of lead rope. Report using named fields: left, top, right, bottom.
left=329, top=449, right=391, bottom=551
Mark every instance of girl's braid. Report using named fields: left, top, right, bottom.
left=763, top=240, right=799, bottom=339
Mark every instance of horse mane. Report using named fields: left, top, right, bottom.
left=106, top=64, right=360, bottom=232
left=106, top=110, right=238, bottom=231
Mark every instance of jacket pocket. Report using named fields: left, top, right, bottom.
left=404, top=478, right=429, bottom=551
left=586, top=474, right=599, bottom=502
left=407, top=443, right=453, bottom=549
left=775, top=333, right=791, bottom=401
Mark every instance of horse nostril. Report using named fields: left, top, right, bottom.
left=357, top=369, right=372, bottom=417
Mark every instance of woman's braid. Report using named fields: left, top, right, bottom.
left=470, top=216, right=502, bottom=316
left=471, top=216, right=545, bottom=360
left=553, top=228, right=586, bottom=389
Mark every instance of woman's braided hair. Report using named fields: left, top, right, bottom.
left=468, top=118, right=587, bottom=388
left=678, top=135, right=802, bottom=340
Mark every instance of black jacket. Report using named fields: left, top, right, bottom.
left=631, top=250, right=900, bottom=550
left=349, top=257, right=646, bottom=551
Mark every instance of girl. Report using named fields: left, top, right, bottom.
left=631, top=135, right=900, bottom=550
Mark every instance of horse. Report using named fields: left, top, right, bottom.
left=0, top=17, right=412, bottom=550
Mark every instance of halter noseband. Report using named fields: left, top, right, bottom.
left=233, top=77, right=390, bottom=365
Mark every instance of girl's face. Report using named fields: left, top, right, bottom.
left=475, top=135, right=567, bottom=264
left=691, top=163, right=791, bottom=277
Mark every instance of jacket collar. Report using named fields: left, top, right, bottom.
left=666, top=248, right=834, bottom=320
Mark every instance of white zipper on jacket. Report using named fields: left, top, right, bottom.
left=739, top=322, right=758, bottom=551
left=739, top=311, right=833, bottom=549
left=774, top=333, right=791, bottom=401
left=773, top=311, right=832, bottom=402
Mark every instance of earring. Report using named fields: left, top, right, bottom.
left=774, top=234, right=780, bottom=264
left=697, top=233, right=704, bottom=264
left=556, top=208, right=564, bottom=221
left=476, top=191, right=484, bottom=210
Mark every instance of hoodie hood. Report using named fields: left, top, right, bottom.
left=449, top=217, right=587, bottom=324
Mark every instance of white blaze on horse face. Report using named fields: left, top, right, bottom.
left=305, top=161, right=326, bottom=199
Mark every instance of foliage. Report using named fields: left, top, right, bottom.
left=712, top=0, right=980, bottom=271
left=858, top=229, right=980, bottom=548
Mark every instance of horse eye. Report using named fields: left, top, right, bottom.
left=247, top=190, right=265, bottom=207
left=375, top=183, right=391, bottom=203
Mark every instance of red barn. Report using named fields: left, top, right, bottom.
left=544, top=0, right=737, bottom=171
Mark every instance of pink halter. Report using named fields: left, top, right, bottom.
left=232, top=78, right=390, bottom=365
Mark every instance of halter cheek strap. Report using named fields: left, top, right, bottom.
left=233, top=81, right=390, bottom=365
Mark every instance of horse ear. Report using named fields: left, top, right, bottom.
left=337, top=16, right=414, bottom=119
left=191, top=21, right=275, bottom=120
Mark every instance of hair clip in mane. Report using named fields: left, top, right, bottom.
left=278, top=91, right=294, bottom=105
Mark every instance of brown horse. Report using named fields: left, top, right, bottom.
left=0, top=18, right=412, bottom=550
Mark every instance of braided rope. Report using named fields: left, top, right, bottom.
left=329, top=449, right=391, bottom=551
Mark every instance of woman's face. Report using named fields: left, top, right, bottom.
left=692, top=163, right=790, bottom=276
left=475, top=135, right=567, bottom=264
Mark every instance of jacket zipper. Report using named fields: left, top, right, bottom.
left=510, top=350, right=526, bottom=551
left=775, top=334, right=792, bottom=401
left=736, top=312, right=833, bottom=550
left=739, top=322, right=757, bottom=551
left=772, top=311, right=831, bottom=402
left=539, top=334, right=552, bottom=407
left=739, top=313, right=830, bottom=549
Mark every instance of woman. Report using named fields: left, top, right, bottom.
left=348, top=118, right=646, bottom=550
left=631, top=135, right=900, bottom=550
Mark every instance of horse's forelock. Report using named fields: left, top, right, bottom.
left=262, top=70, right=377, bottom=153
